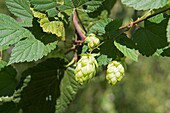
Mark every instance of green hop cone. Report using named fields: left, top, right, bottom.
left=106, top=61, right=125, bottom=85
left=85, top=33, right=100, bottom=50
left=74, top=54, right=98, bottom=85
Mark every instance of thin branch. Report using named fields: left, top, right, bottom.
left=119, top=6, right=170, bottom=30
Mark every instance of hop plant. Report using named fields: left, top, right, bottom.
left=106, top=61, right=125, bottom=85
left=74, top=54, right=98, bottom=85
left=85, top=33, right=100, bottom=50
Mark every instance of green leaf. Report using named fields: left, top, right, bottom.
left=0, top=14, right=34, bottom=46
left=167, top=18, right=170, bottom=42
left=148, top=13, right=165, bottom=24
left=57, top=1, right=74, bottom=10
left=132, top=20, right=168, bottom=56
left=30, top=0, right=58, bottom=17
left=0, top=102, right=19, bottom=113
left=8, top=38, right=57, bottom=64
left=59, top=0, right=102, bottom=12
left=44, top=41, right=58, bottom=56
left=6, top=0, right=33, bottom=27
left=121, top=0, right=168, bottom=10
left=58, top=0, right=88, bottom=10
left=30, top=0, right=57, bottom=11
left=79, top=1, right=103, bottom=13
left=69, top=0, right=89, bottom=8
left=19, top=58, right=66, bottom=113
left=97, top=55, right=112, bottom=66
left=114, top=35, right=138, bottom=62
left=0, top=60, right=7, bottom=71
left=81, top=45, right=88, bottom=53
left=105, top=19, right=123, bottom=38
left=0, top=45, right=9, bottom=51
left=0, top=66, right=17, bottom=96
left=47, top=8, right=59, bottom=17
left=55, top=67, right=81, bottom=113
left=62, top=0, right=89, bottom=9
left=28, top=18, right=57, bottom=45
left=88, top=0, right=116, bottom=17
left=100, top=39, right=124, bottom=59
left=88, top=18, right=112, bottom=35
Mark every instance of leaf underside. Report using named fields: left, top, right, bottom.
left=121, top=0, right=168, bottom=10
left=55, top=67, right=81, bottom=113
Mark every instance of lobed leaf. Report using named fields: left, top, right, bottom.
left=8, top=38, right=57, bottom=64
left=121, top=0, right=168, bottom=10
left=39, top=18, right=65, bottom=39
left=0, top=14, right=34, bottom=47
left=88, top=18, right=112, bottom=35
left=132, top=20, right=169, bottom=56
left=55, top=67, right=81, bottom=113
left=6, top=0, right=33, bottom=27
left=19, top=58, right=66, bottom=113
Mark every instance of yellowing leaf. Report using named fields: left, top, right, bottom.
left=30, top=8, right=46, bottom=19
left=39, top=18, right=65, bottom=40
left=31, top=9, right=65, bottom=40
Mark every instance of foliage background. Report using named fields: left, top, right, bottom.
left=0, top=0, right=170, bottom=113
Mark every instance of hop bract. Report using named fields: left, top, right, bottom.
left=85, top=33, right=100, bottom=50
left=74, top=54, right=98, bottom=85
left=106, top=61, right=125, bottom=85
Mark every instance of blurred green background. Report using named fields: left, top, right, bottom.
left=0, top=0, right=170, bottom=113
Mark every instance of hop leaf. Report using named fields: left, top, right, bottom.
left=85, top=33, right=100, bottom=50
left=74, top=54, right=98, bottom=85
left=106, top=61, right=125, bottom=85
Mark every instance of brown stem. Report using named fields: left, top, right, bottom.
left=73, top=8, right=86, bottom=41
left=119, top=6, right=170, bottom=30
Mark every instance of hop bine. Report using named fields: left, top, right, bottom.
left=106, top=61, right=125, bottom=85
left=74, top=54, right=98, bottom=85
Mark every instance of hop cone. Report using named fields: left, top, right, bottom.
left=74, top=54, right=98, bottom=85
left=85, top=33, right=100, bottom=49
left=106, top=61, right=125, bottom=85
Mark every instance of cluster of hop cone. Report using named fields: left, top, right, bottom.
left=74, top=33, right=125, bottom=85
